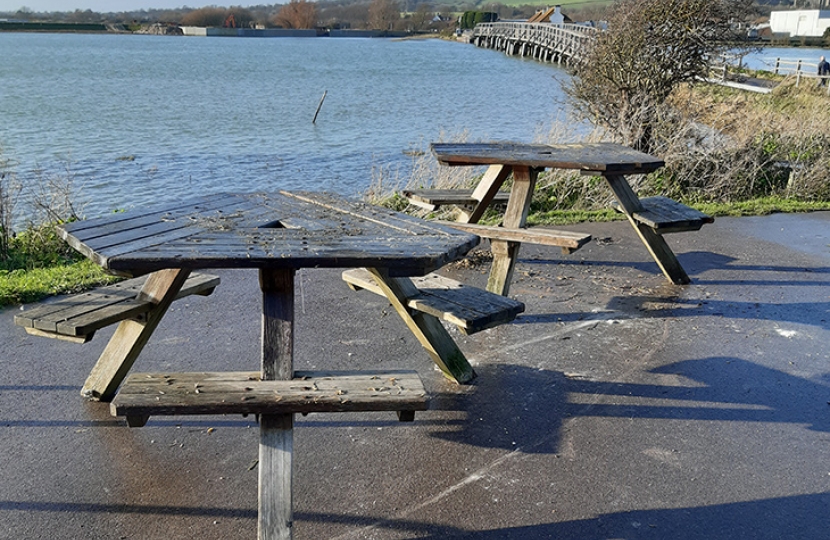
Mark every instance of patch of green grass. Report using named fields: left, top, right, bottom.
left=0, top=259, right=118, bottom=306
left=0, top=223, right=118, bottom=307
left=527, top=208, right=623, bottom=226
left=694, top=197, right=830, bottom=218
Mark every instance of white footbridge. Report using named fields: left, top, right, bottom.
left=472, top=22, right=597, bottom=65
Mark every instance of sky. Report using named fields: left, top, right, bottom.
left=0, top=0, right=256, bottom=12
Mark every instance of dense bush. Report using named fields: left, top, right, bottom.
left=458, top=11, right=498, bottom=30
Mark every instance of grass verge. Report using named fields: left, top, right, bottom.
left=0, top=224, right=118, bottom=307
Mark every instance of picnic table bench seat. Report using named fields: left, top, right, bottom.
left=402, top=188, right=510, bottom=211
left=611, top=196, right=714, bottom=234
left=111, top=370, right=428, bottom=427
left=342, top=268, right=524, bottom=335
left=14, top=272, right=220, bottom=344
left=435, top=220, right=591, bottom=254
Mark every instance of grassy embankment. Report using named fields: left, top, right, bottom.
left=2, top=73, right=829, bottom=308
left=369, top=74, right=830, bottom=224
left=0, top=224, right=119, bottom=307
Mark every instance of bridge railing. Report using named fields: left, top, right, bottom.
left=473, top=22, right=597, bottom=39
left=472, top=22, right=597, bottom=63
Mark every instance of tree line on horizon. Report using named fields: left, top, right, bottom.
left=1, top=0, right=791, bottom=33
left=1, top=0, right=622, bottom=32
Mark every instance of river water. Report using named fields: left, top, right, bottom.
left=1, top=33, right=823, bottom=224
left=738, top=45, right=827, bottom=71
left=1, top=32, right=573, bottom=221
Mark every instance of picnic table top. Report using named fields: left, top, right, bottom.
left=431, top=142, right=664, bottom=174
left=59, top=191, right=479, bottom=277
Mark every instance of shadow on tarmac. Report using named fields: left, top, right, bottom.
left=293, top=491, right=830, bottom=538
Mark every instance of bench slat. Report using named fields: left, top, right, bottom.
left=343, top=268, right=523, bottom=335
left=402, top=189, right=510, bottom=211
left=15, top=272, right=220, bottom=341
left=110, top=370, right=428, bottom=422
left=435, top=220, right=591, bottom=252
left=613, top=196, right=713, bottom=233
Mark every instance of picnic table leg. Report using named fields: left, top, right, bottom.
left=81, top=268, right=191, bottom=401
left=458, top=164, right=512, bottom=224
left=366, top=268, right=475, bottom=384
left=486, top=165, right=538, bottom=296
left=603, top=173, right=691, bottom=285
left=259, top=268, right=296, bottom=540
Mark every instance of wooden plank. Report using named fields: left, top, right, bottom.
left=407, top=282, right=523, bottom=332
left=366, top=268, right=475, bottom=384
left=342, top=268, right=524, bottom=334
left=81, top=269, right=192, bottom=401
left=103, top=233, right=479, bottom=278
left=431, top=142, right=664, bottom=174
left=58, top=193, right=221, bottom=235
left=109, top=370, right=429, bottom=416
left=15, top=273, right=220, bottom=338
left=282, top=191, right=466, bottom=238
left=59, top=194, right=247, bottom=260
left=15, top=278, right=143, bottom=329
left=435, top=220, right=591, bottom=251
left=402, top=189, right=510, bottom=207
left=57, top=191, right=480, bottom=278
left=612, top=196, right=714, bottom=233
left=24, top=327, right=92, bottom=344
left=58, top=273, right=219, bottom=337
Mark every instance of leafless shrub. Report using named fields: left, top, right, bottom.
left=568, top=0, right=754, bottom=153
left=365, top=130, right=486, bottom=219
left=29, top=162, right=84, bottom=226
left=0, top=149, right=21, bottom=259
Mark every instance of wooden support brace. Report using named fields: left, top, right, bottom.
left=485, top=165, right=538, bottom=296
left=366, top=268, right=475, bottom=384
left=459, top=164, right=513, bottom=223
left=603, top=174, right=691, bottom=285
left=81, top=268, right=192, bottom=402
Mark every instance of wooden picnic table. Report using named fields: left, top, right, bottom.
left=55, top=190, right=480, bottom=540
left=428, top=142, right=713, bottom=294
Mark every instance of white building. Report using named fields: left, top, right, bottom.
left=769, top=9, right=830, bottom=38
left=550, top=6, right=565, bottom=25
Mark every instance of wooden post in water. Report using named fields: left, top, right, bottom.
left=312, top=90, right=327, bottom=124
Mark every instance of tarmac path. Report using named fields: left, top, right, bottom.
left=2, top=212, right=829, bottom=539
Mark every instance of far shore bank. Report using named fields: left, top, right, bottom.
left=0, top=20, right=435, bottom=38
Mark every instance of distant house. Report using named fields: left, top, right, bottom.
left=769, top=9, right=830, bottom=38
left=527, top=5, right=572, bottom=25
left=549, top=6, right=571, bottom=25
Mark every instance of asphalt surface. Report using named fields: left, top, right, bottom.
left=2, top=212, right=829, bottom=539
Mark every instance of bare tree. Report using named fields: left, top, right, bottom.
left=226, top=7, right=255, bottom=28
left=180, top=7, right=228, bottom=27
left=0, top=153, right=20, bottom=260
left=368, top=0, right=400, bottom=30
left=568, top=0, right=753, bottom=153
left=273, top=0, right=318, bottom=29
left=411, top=3, right=432, bottom=32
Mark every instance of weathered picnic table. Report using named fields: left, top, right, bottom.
left=21, top=190, right=488, bottom=540
left=408, top=142, right=713, bottom=294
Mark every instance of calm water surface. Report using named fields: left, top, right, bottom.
left=740, top=46, right=828, bottom=71
left=1, top=33, right=573, bottom=220
left=2, top=33, right=821, bottom=222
